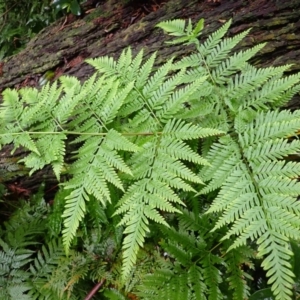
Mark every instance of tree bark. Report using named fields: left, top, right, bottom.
left=0, top=0, right=300, bottom=196
left=1, top=0, right=300, bottom=92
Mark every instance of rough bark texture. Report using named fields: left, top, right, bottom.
left=1, top=0, right=300, bottom=92
left=0, top=0, right=300, bottom=198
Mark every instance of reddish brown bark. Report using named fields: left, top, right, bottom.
left=0, top=0, right=300, bottom=94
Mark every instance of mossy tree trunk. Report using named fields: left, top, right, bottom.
left=0, top=0, right=300, bottom=196
left=1, top=0, right=300, bottom=93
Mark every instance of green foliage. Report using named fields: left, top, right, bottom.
left=0, top=0, right=55, bottom=58
left=52, top=0, right=82, bottom=16
left=0, top=192, right=126, bottom=299
left=1, top=17, right=300, bottom=299
left=0, top=0, right=83, bottom=58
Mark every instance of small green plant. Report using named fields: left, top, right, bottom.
left=51, top=0, right=82, bottom=17
left=1, top=18, right=300, bottom=299
left=0, top=0, right=55, bottom=58
left=0, top=0, right=84, bottom=59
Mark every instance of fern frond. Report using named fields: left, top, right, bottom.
left=163, top=118, right=222, bottom=140
left=62, top=188, right=88, bottom=252
left=20, top=134, right=66, bottom=179
left=143, top=58, right=174, bottom=100
left=2, top=17, right=300, bottom=299
left=103, top=288, right=127, bottom=300
left=86, top=55, right=117, bottom=77
left=249, top=73, right=300, bottom=108
left=205, top=28, right=251, bottom=69
left=116, top=47, right=133, bottom=76
left=224, top=244, right=254, bottom=300
left=188, top=265, right=207, bottom=300
left=199, top=136, right=242, bottom=194
left=20, top=83, right=63, bottom=131
left=157, top=76, right=209, bottom=121
left=53, top=75, right=84, bottom=123
left=135, top=52, right=157, bottom=88
left=11, top=132, right=40, bottom=154
left=199, top=19, right=232, bottom=56
left=259, top=233, right=294, bottom=300
left=212, top=43, right=266, bottom=84
left=201, top=253, right=223, bottom=300
left=226, top=65, right=292, bottom=110
left=121, top=209, right=149, bottom=280
left=30, top=239, right=64, bottom=277
left=239, top=110, right=300, bottom=147
left=202, top=111, right=300, bottom=300
left=156, top=19, right=187, bottom=37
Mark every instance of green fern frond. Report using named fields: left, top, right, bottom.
left=188, top=265, right=207, bottom=300
left=224, top=245, right=254, bottom=300
left=0, top=88, right=23, bottom=124
left=156, top=19, right=187, bottom=37
left=272, top=83, right=300, bottom=108
left=250, top=73, right=300, bottom=108
left=157, top=76, right=209, bottom=121
left=199, top=19, right=232, bottom=56
left=163, top=118, right=221, bottom=140
left=100, top=80, right=134, bottom=124
left=86, top=55, right=117, bottom=77
left=226, top=65, right=292, bottom=110
left=126, top=48, right=144, bottom=82
left=47, top=189, right=69, bottom=237
left=201, top=111, right=300, bottom=300
left=116, top=47, right=133, bottom=75
left=135, top=52, right=157, bottom=89
left=143, top=58, right=174, bottom=100
left=121, top=209, right=149, bottom=280
left=30, top=239, right=63, bottom=276
left=147, top=67, right=187, bottom=111
left=205, top=28, right=251, bottom=69
left=62, top=188, right=88, bottom=252
left=20, top=83, right=62, bottom=129
left=53, top=76, right=83, bottom=123
left=11, top=132, right=40, bottom=154
left=6, top=285, right=31, bottom=299
left=103, top=288, right=127, bottom=300
left=201, top=254, right=223, bottom=300
left=20, top=134, right=66, bottom=179
left=137, top=221, right=223, bottom=300
left=255, top=160, right=300, bottom=179
left=199, top=136, right=242, bottom=194
left=29, top=239, right=65, bottom=298
left=212, top=43, right=266, bottom=84
left=178, top=208, right=202, bottom=231
left=157, top=18, right=204, bottom=45
left=259, top=233, right=295, bottom=300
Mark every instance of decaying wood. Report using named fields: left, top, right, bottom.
left=1, top=0, right=300, bottom=92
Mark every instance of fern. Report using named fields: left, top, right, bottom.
left=1, top=17, right=300, bottom=299
left=0, top=194, right=123, bottom=299
left=136, top=210, right=225, bottom=300
left=156, top=18, right=300, bottom=300
left=166, top=20, right=300, bottom=300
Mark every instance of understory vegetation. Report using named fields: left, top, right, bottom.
left=0, top=0, right=82, bottom=58
left=1, top=18, right=300, bottom=299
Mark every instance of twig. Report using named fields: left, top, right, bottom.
left=84, top=279, right=106, bottom=300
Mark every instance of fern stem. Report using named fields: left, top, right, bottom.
left=195, top=40, right=216, bottom=85
left=133, top=85, right=161, bottom=126
left=84, top=278, right=105, bottom=300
